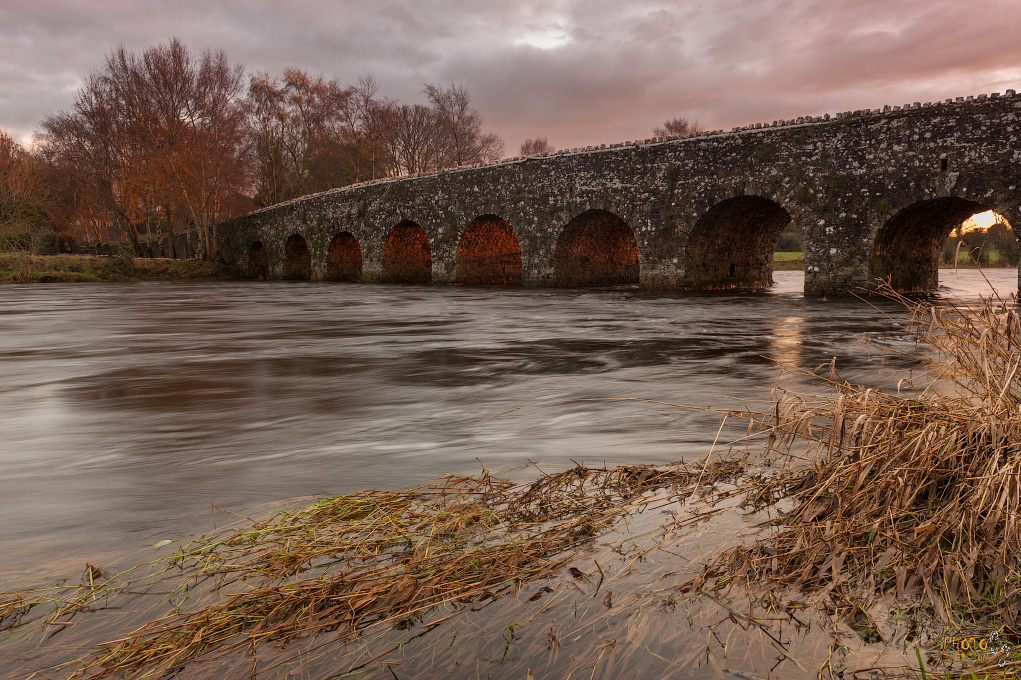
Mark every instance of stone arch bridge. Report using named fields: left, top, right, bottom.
left=218, top=90, right=1021, bottom=295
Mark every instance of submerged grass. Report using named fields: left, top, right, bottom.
left=3, top=286, right=1020, bottom=678
left=1, top=459, right=744, bottom=679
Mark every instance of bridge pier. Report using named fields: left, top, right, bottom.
left=522, top=257, right=555, bottom=287
left=803, top=216, right=871, bottom=296
left=640, top=262, right=681, bottom=290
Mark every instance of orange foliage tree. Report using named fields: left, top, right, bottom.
left=35, top=39, right=508, bottom=250
left=39, top=38, right=250, bottom=257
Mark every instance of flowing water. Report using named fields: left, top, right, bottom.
left=0, top=269, right=1015, bottom=581
left=1, top=269, right=1019, bottom=679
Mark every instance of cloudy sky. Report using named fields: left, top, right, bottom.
left=1, top=0, right=1019, bottom=152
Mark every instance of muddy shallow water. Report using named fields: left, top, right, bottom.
left=0, top=269, right=1015, bottom=583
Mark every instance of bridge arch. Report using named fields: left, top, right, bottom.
left=326, top=232, right=362, bottom=282
left=282, top=234, right=312, bottom=280
left=553, top=209, right=639, bottom=287
left=247, top=241, right=268, bottom=280
left=456, top=214, right=522, bottom=285
left=869, top=197, right=995, bottom=293
left=382, top=220, right=432, bottom=284
left=684, top=195, right=792, bottom=290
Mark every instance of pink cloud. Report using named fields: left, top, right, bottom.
left=0, top=0, right=1017, bottom=151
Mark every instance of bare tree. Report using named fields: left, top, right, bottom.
left=249, top=68, right=354, bottom=206
left=379, top=103, right=441, bottom=176
left=336, top=74, right=392, bottom=183
left=653, top=116, right=702, bottom=138
left=519, top=136, right=554, bottom=156
left=423, top=82, right=503, bottom=168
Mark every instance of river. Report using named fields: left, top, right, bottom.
left=0, top=269, right=1016, bottom=580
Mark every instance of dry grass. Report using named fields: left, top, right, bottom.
left=1, top=459, right=743, bottom=679
left=682, top=286, right=1021, bottom=673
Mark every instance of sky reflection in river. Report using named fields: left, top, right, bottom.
left=0, top=269, right=1016, bottom=576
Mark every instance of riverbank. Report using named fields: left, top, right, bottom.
left=4, top=253, right=1014, bottom=284
left=772, top=251, right=804, bottom=271
left=0, top=253, right=236, bottom=283
left=773, top=251, right=1020, bottom=272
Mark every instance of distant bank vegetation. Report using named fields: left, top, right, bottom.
left=773, top=218, right=1020, bottom=269
left=0, top=253, right=233, bottom=284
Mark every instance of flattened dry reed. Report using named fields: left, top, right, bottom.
left=0, top=593, right=31, bottom=631
left=2, top=458, right=741, bottom=679
left=686, top=289, right=1021, bottom=632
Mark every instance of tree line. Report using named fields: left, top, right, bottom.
left=1, top=38, right=508, bottom=258
left=0, top=37, right=716, bottom=259
left=942, top=220, right=1020, bottom=266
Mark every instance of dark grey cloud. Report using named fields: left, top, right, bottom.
left=1, top=0, right=1018, bottom=151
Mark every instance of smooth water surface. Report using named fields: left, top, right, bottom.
left=0, top=269, right=1015, bottom=577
